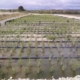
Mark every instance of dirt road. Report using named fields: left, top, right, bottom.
left=0, top=13, right=30, bottom=25
left=54, top=14, right=80, bottom=20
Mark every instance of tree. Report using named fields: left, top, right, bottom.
left=18, top=6, right=25, bottom=11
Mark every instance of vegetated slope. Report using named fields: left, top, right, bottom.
left=0, top=12, right=26, bottom=21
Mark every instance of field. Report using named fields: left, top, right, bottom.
left=0, top=14, right=80, bottom=79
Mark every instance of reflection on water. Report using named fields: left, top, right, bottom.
left=0, top=58, right=80, bottom=79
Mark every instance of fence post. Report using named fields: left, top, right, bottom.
left=39, top=20, right=41, bottom=26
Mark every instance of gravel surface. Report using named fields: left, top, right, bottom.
left=54, top=14, right=80, bottom=20
left=4, top=75, right=80, bottom=80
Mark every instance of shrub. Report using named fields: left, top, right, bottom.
left=47, top=35, right=56, bottom=41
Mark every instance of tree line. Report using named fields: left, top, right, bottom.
left=0, top=6, right=80, bottom=14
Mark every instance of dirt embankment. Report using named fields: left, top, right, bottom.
left=0, top=12, right=26, bottom=21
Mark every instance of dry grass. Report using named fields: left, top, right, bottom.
left=0, top=12, right=26, bottom=21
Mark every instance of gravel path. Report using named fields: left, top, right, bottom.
left=7, top=75, right=80, bottom=80
left=54, top=14, right=80, bottom=20
left=0, top=13, right=30, bottom=25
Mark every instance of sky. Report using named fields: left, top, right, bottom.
left=0, top=0, right=80, bottom=10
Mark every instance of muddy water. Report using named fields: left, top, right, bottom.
left=1, top=58, right=80, bottom=79
left=0, top=42, right=80, bottom=78
left=0, top=47, right=79, bottom=57
left=0, top=51, right=80, bottom=78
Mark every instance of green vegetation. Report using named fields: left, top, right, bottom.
left=7, top=14, right=77, bottom=23
left=47, top=35, right=56, bottom=41
left=0, top=14, right=80, bottom=78
left=0, top=64, right=6, bottom=79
